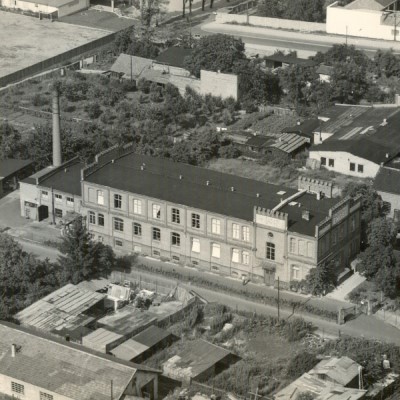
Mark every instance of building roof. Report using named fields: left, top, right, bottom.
left=310, top=138, right=399, bottom=165
left=84, top=153, right=340, bottom=236
left=374, top=167, right=400, bottom=195
left=19, top=0, right=83, bottom=7
left=163, top=339, right=234, bottom=379
left=0, top=158, right=33, bottom=180
left=316, top=64, right=335, bottom=76
left=0, top=322, right=156, bottom=400
left=274, top=371, right=366, bottom=400
left=110, top=339, right=149, bottom=361
left=345, top=0, right=396, bottom=10
left=108, top=283, right=131, bottom=302
left=155, top=47, right=192, bottom=69
left=245, top=135, right=273, bottom=148
left=132, top=325, right=174, bottom=348
left=264, top=54, right=317, bottom=67
left=82, top=328, right=124, bottom=352
left=269, top=133, right=308, bottom=154
left=110, top=53, right=153, bottom=78
left=310, top=356, right=361, bottom=387
left=15, top=283, right=106, bottom=332
left=281, top=119, right=320, bottom=139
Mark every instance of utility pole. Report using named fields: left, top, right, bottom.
left=277, top=277, right=280, bottom=323
left=395, top=1, right=398, bottom=42
left=51, top=186, right=55, bottom=225
left=130, top=55, right=133, bottom=82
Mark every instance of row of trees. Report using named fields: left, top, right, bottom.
left=0, top=217, right=117, bottom=321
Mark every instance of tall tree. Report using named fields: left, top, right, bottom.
left=304, top=260, right=337, bottom=295
left=58, top=216, right=116, bottom=284
left=184, top=34, right=245, bottom=77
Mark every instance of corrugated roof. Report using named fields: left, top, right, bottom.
left=0, top=158, right=33, bottom=179
left=281, top=119, right=320, bottom=138
left=82, top=328, right=123, bottom=352
left=15, top=283, right=106, bottom=332
left=111, top=339, right=149, bottom=361
left=245, top=135, right=273, bottom=147
left=345, top=0, right=395, bottom=10
left=374, top=167, right=400, bottom=194
left=108, top=283, right=131, bottom=301
left=163, top=339, right=234, bottom=379
left=270, top=133, right=308, bottom=154
left=155, top=47, right=192, bottom=69
left=132, top=325, right=174, bottom=348
left=0, top=322, right=137, bottom=400
left=110, top=54, right=153, bottom=78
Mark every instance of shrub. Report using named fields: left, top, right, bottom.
left=137, top=78, right=151, bottom=94
left=210, top=311, right=233, bottom=334
left=286, top=352, right=318, bottom=379
left=85, top=102, right=103, bottom=119
left=64, top=104, right=76, bottom=113
left=32, top=93, right=49, bottom=107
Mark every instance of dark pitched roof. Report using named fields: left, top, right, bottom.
left=132, top=325, right=174, bottom=348
left=374, top=167, right=400, bottom=195
left=316, top=64, right=334, bottom=75
left=264, top=54, right=317, bottom=67
left=155, top=47, right=192, bottom=69
left=311, top=138, right=399, bottom=165
left=0, top=321, right=159, bottom=400
left=0, top=158, right=33, bottom=179
left=38, top=161, right=84, bottom=196
left=110, top=54, right=153, bottom=78
left=282, top=119, right=320, bottom=139
left=84, top=153, right=339, bottom=235
left=246, top=135, right=273, bottom=147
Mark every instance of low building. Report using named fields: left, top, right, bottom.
left=374, top=164, right=400, bottom=222
left=281, top=118, right=320, bottom=143
left=163, top=339, right=239, bottom=383
left=317, top=64, right=335, bottom=83
left=1, top=0, right=89, bottom=18
left=267, top=133, right=309, bottom=157
left=82, top=327, right=125, bottom=353
left=15, top=283, right=106, bottom=334
left=0, top=321, right=160, bottom=400
left=0, top=158, right=33, bottom=197
left=263, top=54, right=317, bottom=69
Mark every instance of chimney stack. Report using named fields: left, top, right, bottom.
left=302, top=210, right=310, bottom=221
left=11, top=344, right=16, bottom=358
left=52, top=89, right=62, bottom=167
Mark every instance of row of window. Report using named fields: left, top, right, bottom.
left=11, top=381, right=53, bottom=399
left=289, top=238, right=314, bottom=258
left=320, top=157, right=334, bottom=168
left=41, top=191, right=74, bottom=206
left=320, top=158, right=364, bottom=173
left=89, top=211, right=104, bottom=226
left=349, top=162, right=364, bottom=173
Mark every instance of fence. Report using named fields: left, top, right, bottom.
left=0, top=31, right=118, bottom=88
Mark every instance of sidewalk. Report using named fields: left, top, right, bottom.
left=201, top=21, right=400, bottom=51
left=326, top=272, right=366, bottom=302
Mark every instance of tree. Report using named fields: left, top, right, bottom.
left=85, top=102, right=103, bottom=119
left=313, top=44, right=369, bottom=67
left=284, top=0, right=325, bottom=22
left=0, top=122, right=27, bottom=160
left=370, top=49, right=400, bottom=78
left=184, top=34, right=246, bottom=77
left=296, top=393, right=316, bottom=400
left=366, top=217, right=397, bottom=248
left=303, top=260, right=337, bottom=295
left=58, top=216, right=115, bottom=284
left=286, top=352, right=317, bottom=379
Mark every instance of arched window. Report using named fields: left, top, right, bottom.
left=266, top=242, right=275, bottom=260
left=113, top=217, right=124, bottom=232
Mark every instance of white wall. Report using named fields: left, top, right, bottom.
left=200, top=70, right=238, bottom=100
left=58, top=0, right=88, bottom=17
left=326, top=2, right=396, bottom=40
left=309, top=150, right=381, bottom=178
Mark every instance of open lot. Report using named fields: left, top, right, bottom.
left=0, top=11, right=111, bottom=80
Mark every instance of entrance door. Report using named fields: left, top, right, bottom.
left=264, top=269, right=275, bottom=286
left=38, top=205, right=49, bottom=221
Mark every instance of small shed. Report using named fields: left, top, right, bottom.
left=163, top=339, right=239, bottom=383
left=82, top=328, right=125, bottom=353
left=111, top=338, right=149, bottom=362
left=0, top=158, right=33, bottom=196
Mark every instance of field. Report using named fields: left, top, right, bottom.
left=0, top=11, right=111, bottom=80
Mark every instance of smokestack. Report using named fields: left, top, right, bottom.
left=52, top=89, right=62, bottom=167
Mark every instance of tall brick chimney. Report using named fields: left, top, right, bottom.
left=52, top=88, right=62, bottom=167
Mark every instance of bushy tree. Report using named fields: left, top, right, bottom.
left=184, top=34, right=245, bottom=77
left=0, top=123, right=27, bottom=160
left=313, top=44, right=369, bottom=67
left=58, top=216, right=115, bottom=284
left=370, top=49, right=400, bottom=78
left=85, top=102, right=103, bottom=119
left=286, top=352, right=317, bottom=379
left=303, top=260, right=337, bottom=295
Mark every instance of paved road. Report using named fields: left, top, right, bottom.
left=195, top=20, right=400, bottom=57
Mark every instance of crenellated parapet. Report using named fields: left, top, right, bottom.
left=254, top=207, right=288, bottom=230
left=298, top=176, right=333, bottom=198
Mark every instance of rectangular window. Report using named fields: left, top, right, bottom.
left=320, top=157, right=326, bottom=166
left=89, top=211, right=96, bottom=224
left=307, top=242, right=314, bottom=258
left=40, top=392, right=54, bottom=400
left=98, top=236, right=103, bottom=242
left=211, top=218, right=221, bottom=235
left=232, top=223, right=240, bottom=239
left=133, top=223, right=142, bottom=236
left=152, top=227, right=161, bottom=241
left=242, top=251, right=249, bottom=265
left=350, top=162, right=355, bottom=171
left=11, top=382, right=24, bottom=395
left=332, top=229, right=337, bottom=244
left=133, top=199, right=142, bottom=214
left=97, top=190, right=104, bottom=205
left=358, top=164, right=364, bottom=173
left=55, top=208, right=63, bottom=218
left=191, top=213, right=200, bottom=229
left=211, top=243, right=220, bottom=258
left=298, top=240, right=305, bottom=256
left=266, top=242, right=275, bottom=260
left=289, top=238, right=296, bottom=253
left=351, top=215, right=356, bottom=232
left=191, top=238, right=200, bottom=253
left=242, top=226, right=250, bottom=242
left=66, top=196, right=74, bottom=207
left=232, top=248, right=240, bottom=263
left=328, top=158, right=334, bottom=167
left=152, top=204, right=161, bottom=219
left=171, top=232, right=180, bottom=246
left=115, top=239, right=123, bottom=247
left=98, top=213, right=104, bottom=226
left=113, top=217, right=124, bottom=232
left=41, top=190, right=49, bottom=200
left=114, top=194, right=122, bottom=209
left=55, top=193, right=62, bottom=204
left=172, top=208, right=180, bottom=224
left=292, top=266, right=300, bottom=280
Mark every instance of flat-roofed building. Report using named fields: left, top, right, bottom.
left=0, top=321, right=160, bottom=400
